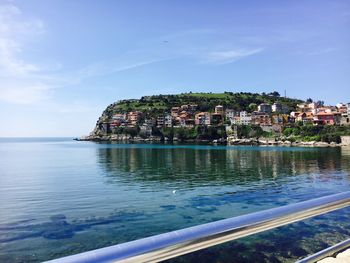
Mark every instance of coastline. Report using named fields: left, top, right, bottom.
left=77, top=135, right=347, bottom=147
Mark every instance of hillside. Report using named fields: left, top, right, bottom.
left=85, top=91, right=305, bottom=141
left=99, top=91, right=303, bottom=121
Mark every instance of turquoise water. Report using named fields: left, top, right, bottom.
left=0, top=138, right=350, bottom=262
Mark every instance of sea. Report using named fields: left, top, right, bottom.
left=0, top=138, right=350, bottom=262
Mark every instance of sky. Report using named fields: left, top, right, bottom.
left=0, top=0, right=349, bottom=137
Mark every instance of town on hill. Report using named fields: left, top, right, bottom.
left=82, top=92, right=350, bottom=146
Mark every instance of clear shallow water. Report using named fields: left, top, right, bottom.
left=0, top=138, right=350, bottom=262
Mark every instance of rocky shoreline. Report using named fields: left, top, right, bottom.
left=227, top=138, right=344, bottom=147
left=77, top=135, right=347, bottom=147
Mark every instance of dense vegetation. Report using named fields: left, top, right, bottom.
left=283, top=124, right=350, bottom=143
left=235, top=124, right=270, bottom=139
left=100, top=91, right=303, bottom=120
left=111, top=125, right=227, bottom=141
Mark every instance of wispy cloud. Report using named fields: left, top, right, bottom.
left=0, top=3, right=50, bottom=104
left=202, top=48, right=264, bottom=65
left=305, top=48, right=337, bottom=56
left=0, top=80, right=52, bottom=104
left=0, top=3, right=168, bottom=105
left=74, top=58, right=169, bottom=82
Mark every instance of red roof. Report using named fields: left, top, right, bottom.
left=316, top=112, right=335, bottom=116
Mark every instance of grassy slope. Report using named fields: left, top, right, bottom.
left=99, top=92, right=304, bottom=120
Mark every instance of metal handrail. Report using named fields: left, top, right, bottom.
left=46, top=191, right=350, bottom=263
left=296, top=238, right=350, bottom=263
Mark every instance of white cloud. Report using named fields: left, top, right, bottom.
left=0, top=3, right=50, bottom=104
left=203, top=48, right=264, bottom=65
left=306, top=48, right=337, bottom=56
left=0, top=1, right=171, bottom=106
left=76, top=59, right=166, bottom=81
left=0, top=80, right=51, bottom=104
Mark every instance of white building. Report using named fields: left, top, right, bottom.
left=239, top=111, right=252, bottom=125
left=165, top=114, right=172, bottom=127
left=225, top=109, right=237, bottom=119
left=272, top=102, right=282, bottom=113
left=225, top=109, right=237, bottom=124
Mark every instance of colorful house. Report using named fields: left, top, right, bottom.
left=195, top=112, right=211, bottom=126
left=314, top=112, right=341, bottom=125
left=252, top=112, right=271, bottom=126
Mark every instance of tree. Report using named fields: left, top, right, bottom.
left=248, top=103, right=258, bottom=112
left=125, top=126, right=139, bottom=138
left=306, top=98, right=313, bottom=103
left=162, top=127, right=174, bottom=140
left=268, top=91, right=280, bottom=97
left=249, top=125, right=264, bottom=138
left=316, top=100, right=324, bottom=107
left=175, top=128, right=186, bottom=141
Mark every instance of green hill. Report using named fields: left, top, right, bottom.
left=100, top=91, right=303, bottom=120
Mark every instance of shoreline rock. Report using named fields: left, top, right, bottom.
left=78, top=135, right=345, bottom=147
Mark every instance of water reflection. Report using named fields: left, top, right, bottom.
left=97, top=145, right=350, bottom=186
left=93, top=145, right=350, bottom=262
left=2, top=141, right=350, bottom=263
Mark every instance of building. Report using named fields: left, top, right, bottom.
left=111, top=113, right=127, bottom=127
left=215, top=105, right=224, bottom=115
left=171, top=107, right=180, bottom=118
left=112, top=113, right=127, bottom=121
left=336, top=103, right=347, bottom=110
left=314, top=112, right=341, bottom=125
left=211, top=113, right=223, bottom=125
left=271, top=114, right=290, bottom=125
left=144, top=118, right=155, bottom=126
left=181, top=104, right=198, bottom=113
left=195, top=112, right=211, bottom=126
left=297, top=103, right=308, bottom=111
left=239, top=111, right=252, bottom=125
left=188, top=104, right=198, bottom=113
left=176, top=112, right=193, bottom=127
left=340, top=103, right=350, bottom=126
left=272, top=102, right=282, bottom=113
left=252, top=112, right=271, bottom=126
left=164, top=114, right=173, bottom=127
left=180, top=104, right=189, bottom=111
left=295, top=112, right=314, bottom=124
left=258, top=103, right=272, bottom=114
left=272, top=115, right=283, bottom=124
left=308, top=102, right=319, bottom=110
left=225, top=109, right=237, bottom=119
left=271, top=102, right=289, bottom=114
left=127, top=111, right=143, bottom=127
left=225, top=109, right=238, bottom=124
left=156, top=116, right=165, bottom=128
left=290, top=111, right=301, bottom=118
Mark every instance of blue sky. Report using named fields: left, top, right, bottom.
left=0, top=0, right=349, bottom=136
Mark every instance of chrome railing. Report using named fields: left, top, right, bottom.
left=47, top=191, right=350, bottom=263
left=296, top=238, right=350, bottom=263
